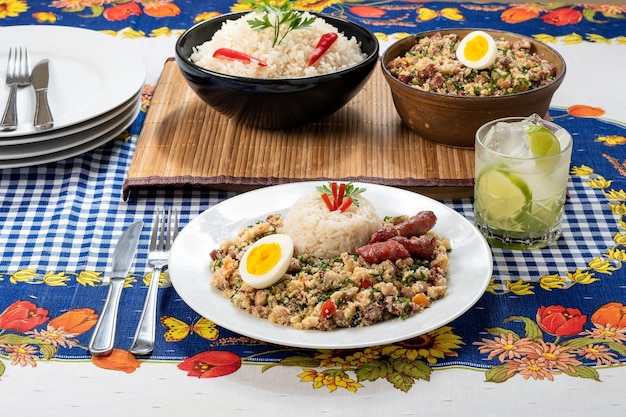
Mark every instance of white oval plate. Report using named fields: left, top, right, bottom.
left=0, top=101, right=140, bottom=169
left=169, top=182, right=493, bottom=349
left=0, top=97, right=139, bottom=160
left=0, top=25, right=145, bottom=138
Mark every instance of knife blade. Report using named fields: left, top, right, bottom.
left=88, top=221, right=143, bottom=356
left=30, top=59, right=54, bottom=131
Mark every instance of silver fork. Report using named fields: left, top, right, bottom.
left=129, top=208, right=179, bottom=355
left=1, top=47, right=31, bottom=131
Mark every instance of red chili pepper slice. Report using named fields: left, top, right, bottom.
left=212, top=48, right=267, bottom=67
left=308, top=32, right=339, bottom=66
left=321, top=193, right=334, bottom=211
left=337, top=197, right=353, bottom=212
left=337, top=183, right=346, bottom=207
left=321, top=299, right=336, bottom=319
left=331, top=182, right=338, bottom=208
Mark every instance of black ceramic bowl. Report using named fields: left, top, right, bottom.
left=175, top=12, right=379, bottom=129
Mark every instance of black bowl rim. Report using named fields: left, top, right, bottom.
left=380, top=28, right=567, bottom=101
left=175, top=11, right=380, bottom=84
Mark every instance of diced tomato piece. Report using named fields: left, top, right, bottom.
left=321, top=299, right=336, bottom=319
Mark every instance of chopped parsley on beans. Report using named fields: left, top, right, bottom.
left=386, top=32, right=557, bottom=96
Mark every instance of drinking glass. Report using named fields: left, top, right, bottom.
left=474, top=115, right=573, bottom=250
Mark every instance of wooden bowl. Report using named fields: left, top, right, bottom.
left=380, top=29, right=566, bottom=148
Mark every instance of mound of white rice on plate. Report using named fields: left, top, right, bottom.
left=190, top=12, right=367, bottom=78
left=281, top=190, right=381, bottom=258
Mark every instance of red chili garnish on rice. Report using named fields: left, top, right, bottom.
left=316, top=182, right=366, bottom=212
left=308, top=32, right=339, bottom=66
left=212, top=48, right=267, bottom=67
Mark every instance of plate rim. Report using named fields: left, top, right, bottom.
left=0, top=101, right=140, bottom=169
left=168, top=182, right=493, bottom=349
left=0, top=25, right=145, bottom=138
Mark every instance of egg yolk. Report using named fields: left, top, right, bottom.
left=463, top=35, right=489, bottom=62
left=246, top=242, right=281, bottom=275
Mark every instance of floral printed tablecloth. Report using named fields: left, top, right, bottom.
left=1, top=1, right=626, bottom=416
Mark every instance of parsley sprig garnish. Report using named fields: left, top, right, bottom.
left=244, top=0, right=315, bottom=47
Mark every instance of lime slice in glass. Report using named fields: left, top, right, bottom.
left=476, top=165, right=532, bottom=220
left=527, top=125, right=561, bottom=157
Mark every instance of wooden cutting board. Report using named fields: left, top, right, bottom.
left=123, top=59, right=474, bottom=200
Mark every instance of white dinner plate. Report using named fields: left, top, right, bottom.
left=0, top=100, right=140, bottom=169
left=0, top=98, right=140, bottom=160
left=0, top=25, right=145, bottom=137
left=168, top=182, right=493, bottom=349
left=0, top=91, right=141, bottom=146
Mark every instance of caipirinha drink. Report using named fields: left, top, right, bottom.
left=474, top=115, right=573, bottom=250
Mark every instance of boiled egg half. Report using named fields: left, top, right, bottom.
left=239, top=234, right=294, bottom=289
left=455, top=31, right=497, bottom=70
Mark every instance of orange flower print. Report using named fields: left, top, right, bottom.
left=144, top=2, right=181, bottom=17
left=91, top=348, right=141, bottom=373
left=350, top=5, right=386, bottom=18
left=541, top=8, right=583, bottom=26
left=103, top=2, right=142, bottom=21
left=501, top=6, right=540, bottom=23
left=567, top=104, right=605, bottom=118
left=591, top=302, right=626, bottom=328
left=49, top=308, right=98, bottom=335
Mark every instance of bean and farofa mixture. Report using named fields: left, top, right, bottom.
left=386, top=32, right=557, bottom=96
left=210, top=213, right=451, bottom=331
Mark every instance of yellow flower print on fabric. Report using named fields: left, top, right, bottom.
left=76, top=270, right=104, bottom=286
left=43, top=271, right=72, bottom=286
left=0, top=0, right=28, bottom=18
left=539, top=274, right=567, bottom=291
left=562, top=33, right=584, bottom=45
left=298, top=369, right=363, bottom=393
left=32, top=11, right=57, bottom=23
left=596, top=135, right=626, bottom=146
left=10, top=269, right=38, bottom=284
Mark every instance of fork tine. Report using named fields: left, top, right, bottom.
left=172, top=210, right=179, bottom=239
left=21, top=47, right=30, bottom=79
left=165, top=209, right=179, bottom=250
left=6, top=48, right=13, bottom=75
left=149, top=208, right=160, bottom=251
left=160, top=210, right=167, bottom=251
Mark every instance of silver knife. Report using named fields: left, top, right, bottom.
left=88, top=221, right=143, bottom=356
left=30, top=59, right=54, bottom=131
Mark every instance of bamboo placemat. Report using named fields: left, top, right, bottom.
left=123, top=59, right=475, bottom=200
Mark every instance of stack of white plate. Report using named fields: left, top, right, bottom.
left=0, top=26, right=146, bottom=169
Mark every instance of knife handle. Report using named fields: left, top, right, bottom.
left=34, top=89, right=53, bottom=131
left=88, top=278, right=124, bottom=356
